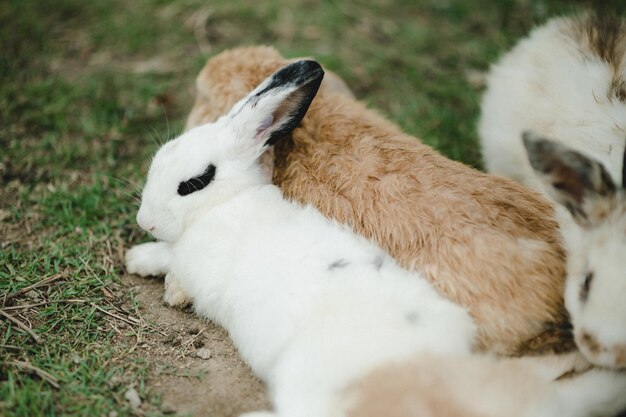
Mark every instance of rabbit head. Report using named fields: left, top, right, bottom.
left=523, top=132, right=626, bottom=368
left=136, top=60, right=324, bottom=242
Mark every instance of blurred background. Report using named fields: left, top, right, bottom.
left=1, top=0, right=624, bottom=416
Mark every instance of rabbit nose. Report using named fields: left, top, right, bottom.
left=136, top=210, right=154, bottom=232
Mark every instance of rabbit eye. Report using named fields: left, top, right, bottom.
left=178, top=164, right=216, bottom=196
left=579, top=271, right=594, bottom=303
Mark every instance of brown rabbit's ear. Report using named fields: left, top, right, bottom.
left=523, top=131, right=617, bottom=228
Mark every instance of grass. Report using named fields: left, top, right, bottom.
left=1, top=0, right=624, bottom=415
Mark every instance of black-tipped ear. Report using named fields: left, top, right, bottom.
left=261, top=61, right=324, bottom=147
left=254, top=60, right=324, bottom=101
left=523, top=131, right=616, bottom=227
left=228, top=60, right=324, bottom=151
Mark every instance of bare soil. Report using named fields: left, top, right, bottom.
left=124, top=274, right=270, bottom=417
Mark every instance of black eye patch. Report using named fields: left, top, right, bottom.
left=177, top=164, right=216, bottom=196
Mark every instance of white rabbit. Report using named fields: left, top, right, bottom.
left=524, top=132, right=626, bottom=369
left=479, top=13, right=626, bottom=369
left=127, top=61, right=476, bottom=417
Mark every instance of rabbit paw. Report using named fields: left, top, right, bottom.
left=125, top=242, right=171, bottom=277
left=164, top=273, right=192, bottom=307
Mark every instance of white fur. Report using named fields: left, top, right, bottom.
left=479, top=15, right=626, bottom=369
left=125, top=241, right=171, bottom=277
left=479, top=15, right=626, bottom=188
left=550, top=364, right=626, bottom=417
left=507, top=356, right=626, bottom=417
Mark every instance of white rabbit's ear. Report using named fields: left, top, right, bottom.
left=226, top=60, right=324, bottom=152
left=523, top=131, right=617, bottom=228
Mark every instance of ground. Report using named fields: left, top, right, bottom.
left=1, top=1, right=625, bottom=416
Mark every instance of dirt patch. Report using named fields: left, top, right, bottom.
left=124, top=274, right=270, bottom=417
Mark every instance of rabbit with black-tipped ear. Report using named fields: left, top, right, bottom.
left=125, top=61, right=476, bottom=417
left=524, top=132, right=626, bottom=369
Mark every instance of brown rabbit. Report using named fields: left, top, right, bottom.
left=183, top=46, right=569, bottom=355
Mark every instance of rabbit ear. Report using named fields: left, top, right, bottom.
left=226, top=60, right=324, bottom=152
left=523, top=131, right=617, bottom=228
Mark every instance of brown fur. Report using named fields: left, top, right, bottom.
left=185, top=46, right=569, bottom=355
left=568, top=13, right=626, bottom=103
left=344, top=353, right=592, bottom=417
